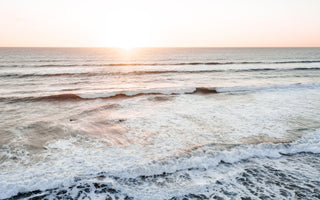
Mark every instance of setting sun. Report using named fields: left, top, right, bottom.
left=92, top=8, right=152, bottom=48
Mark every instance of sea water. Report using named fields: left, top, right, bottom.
left=0, top=48, right=320, bottom=199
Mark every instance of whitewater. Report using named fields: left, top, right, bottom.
left=0, top=47, right=320, bottom=199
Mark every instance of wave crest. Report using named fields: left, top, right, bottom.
left=1, top=67, right=319, bottom=79
left=35, top=60, right=320, bottom=67
left=2, top=83, right=319, bottom=103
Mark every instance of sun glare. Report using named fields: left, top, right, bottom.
left=93, top=8, right=152, bottom=49
left=121, top=46, right=134, bottom=51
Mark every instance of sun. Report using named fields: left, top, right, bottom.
left=121, top=46, right=135, bottom=51
left=93, top=8, right=152, bottom=49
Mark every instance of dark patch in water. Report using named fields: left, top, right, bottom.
left=149, top=95, right=174, bottom=102
left=194, top=87, right=218, bottom=94
left=6, top=183, right=131, bottom=200
left=77, top=103, right=121, bottom=116
left=36, top=94, right=83, bottom=101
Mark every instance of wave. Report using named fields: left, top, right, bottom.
left=36, top=94, right=84, bottom=101
left=128, top=67, right=320, bottom=75
left=0, top=88, right=216, bottom=103
left=120, top=128, right=320, bottom=178
left=2, top=83, right=319, bottom=103
left=2, top=128, right=320, bottom=199
left=40, top=87, right=217, bottom=101
left=0, top=94, right=84, bottom=103
left=2, top=59, right=320, bottom=68
left=1, top=67, right=319, bottom=79
left=35, top=60, right=320, bottom=67
left=0, top=72, right=98, bottom=78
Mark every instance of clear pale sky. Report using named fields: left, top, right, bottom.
left=1, top=0, right=320, bottom=48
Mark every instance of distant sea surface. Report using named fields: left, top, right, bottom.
left=1, top=48, right=320, bottom=199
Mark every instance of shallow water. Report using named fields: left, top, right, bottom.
left=0, top=48, right=320, bottom=199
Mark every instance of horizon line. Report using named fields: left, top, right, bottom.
left=0, top=46, right=320, bottom=48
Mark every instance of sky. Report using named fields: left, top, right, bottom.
left=1, top=0, right=320, bottom=48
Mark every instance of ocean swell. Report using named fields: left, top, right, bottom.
left=35, top=60, right=320, bottom=67
left=1, top=83, right=319, bottom=103
left=1, top=67, right=319, bottom=79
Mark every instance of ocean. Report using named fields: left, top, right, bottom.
left=0, top=47, right=320, bottom=199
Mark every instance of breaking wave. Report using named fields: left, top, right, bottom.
left=2, top=129, right=320, bottom=199
left=2, top=83, right=319, bottom=103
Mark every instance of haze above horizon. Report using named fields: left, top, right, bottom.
left=1, top=0, right=320, bottom=48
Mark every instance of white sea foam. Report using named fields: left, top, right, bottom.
left=75, top=83, right=320, bottom=99
left=216, top=83, right=320, bottom=93
left=77, top=88, right=197, bottom=99
left=0, top=128, right=320, bottom=199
